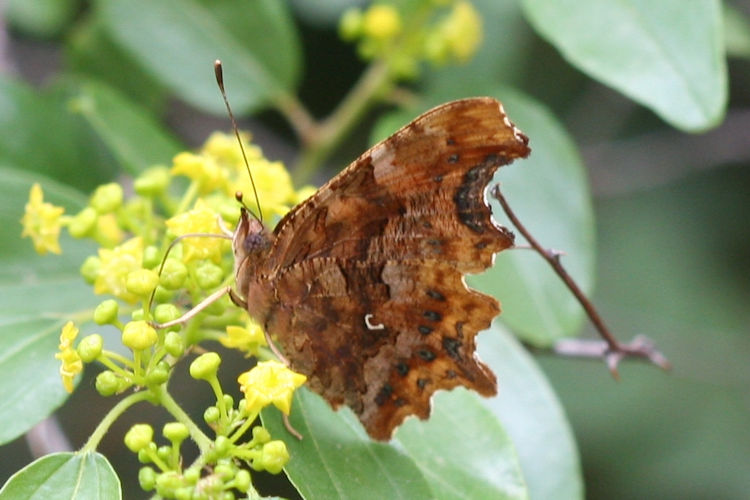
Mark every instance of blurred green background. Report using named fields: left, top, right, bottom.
left=1, top=0, right=748, bottom=498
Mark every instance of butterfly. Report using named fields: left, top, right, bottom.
left=230, top=97, right=530, bottom=440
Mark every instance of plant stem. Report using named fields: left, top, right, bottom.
left=80, top=391, right=151, bottom=453
left=491, top=185, right=671, bottom=376
left=289, top=59, right=393, bottom=185
left=156, top=385, right=212, bottom=452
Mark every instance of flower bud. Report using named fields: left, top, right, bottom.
left=160, top=258, right=188, bottom=290
left=252, top=426, right=271, bottom=445
left=142, top=245, right=161, bottom=269
left=122, top=320, right=158, bottom=351
left=77, top=334, right=103, bottom=363
left=68, top=207, right=98, bottom=238
left=95, top=370, right=119, bottom=396
left=138, top=467, right=157, bottom=491
left=258, top=440, right=289, bottom=474
left=124, top=423, right=154, bottom=453
left=90, top=183, right=124, bottom=214
left=234, top=469, right=251, bottom=492
left=204, top=406, right=220, bottom=424
left=189, top=352, right=221, bottom=380
left=93, top=299, right=119, bottom=325
left=134, top=166, right=170, bottom=197
left=163, top=422, right=189, bottom=443
left=146, top=362, right=169, bottom=386
left=164, top=330, right=185, bottom=357
left=80, top=255, right=101, bottom=284
left=194, top=261, right=224, bottom=290
left=154, top=303, right=181, bottom=325
left=126, top=269, right=160, bottom=296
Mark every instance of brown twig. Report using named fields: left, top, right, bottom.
left=491, top=184, right=671, bottom=377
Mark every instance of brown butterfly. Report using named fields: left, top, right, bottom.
left=231, top=97, right=530, bottom=440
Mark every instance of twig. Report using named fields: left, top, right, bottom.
left=491, top=184, right=671, bottom=377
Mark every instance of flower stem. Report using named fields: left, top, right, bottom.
left=80, top=391, right=151, bottom=453
left=156, top=385, right=212, bottom=452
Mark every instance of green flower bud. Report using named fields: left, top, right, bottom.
left=124, top=423, right=154, bottom=453
left=189, top=352, right=221, bottom=380
left=259, top=440, right=289, bottom=474
left=251, top=426, right=271, bottom=445
left=222, top=394, right=233, bottom=409
left=164, top=330, right=185, bottom=357
left=131, top=308, right=145, bottom=321
left=214, top=436, right=230, bottom=457
left=138, top=466, right=157, bottom=491
left=194, top=261, right=224, bottom=290
left=134, top=166, right=170, bottom=197
left=122, top=320, right=158, bottom=351
left=204, top=406, right=220, bottom=424
left=77, top=334, right=103, bottom=363
left=160, top=258, right=188, bottom=290
left=90, top=183, right=124, bottom=214
left=214, top=462, right=233, bottom=480
left=154, top=303, right=181, bottom=325
left=155, top=471, right=182, bottom=497
left=93, top=299, right=119, bottom=325
left=153, top=285, right=174, bottom=304
left=143, top=245, right=161, bottom=269
left=146, top=362, right=169, bottom=386
left=80, top=255, right=101, bottom=284
left=183, top=466, right=200, bottom=484
left=163, top=422, right=189, bottom=443
left=68, top=207, right=98, bottom=238
left=174, top=487, right=193, bottom=500
left=156, top=445, right=171, bottom=462
left=126, top=269, right=160, bottom=296
left=95, top=370, right=119, bottom=396
left=234, top=469, right=251, bottom=493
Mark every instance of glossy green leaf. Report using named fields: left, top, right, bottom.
left=69, top=79, right=183, bottom=175
left=479, top=326, right=583, bottom=500
left=0, top=167, right=97, bottom=444
left=0, top=77, right=116, bottom=191
left=522, top=0, right=726, bottom=131
left=262, top=389, right=433, bottom=499
left=394, top=389, right=528, bottom=500
left=97, top=0, right=301, bottom=114
left=0, top=452, right=120, bottom=499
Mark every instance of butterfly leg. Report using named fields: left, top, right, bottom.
left=150, top=286, right=231, bottom=329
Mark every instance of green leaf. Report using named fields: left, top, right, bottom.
left=262, top=389, right=433, bottom=499
left=0, top=452, right=120, bottom=499
left=394, top=390, right=528, bottom=500
left=97, top=0, right=302, bottom=114
left=0, top=77, right=116, bottom=191
left=479, top=326, right=583, bottom=500
left=0, top=167, right=98, bottom=445
left=68, top=79, right=183, bottom=175
left=522, top=0, right=727, bottom=131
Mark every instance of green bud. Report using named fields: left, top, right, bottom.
left=126, top=269, right=160, bottom=296
left=146, top=362, right=169, bottom=386
left=156, top=445, right=171, bottom=462
left=163, top=422, right=190, bottom=443
left=154, top=303, right=181, bottom=324
left=90, top=183, right=124, bottom=214
left=189, top=352, right=221, bottom=380
left=214, top=462, right=233, bottom=480
left=259, top=440, right=289, bottom=474
left=164, top=330, right=185, bottom=357
left=174, top=487, right=193, bottom=500
left=155, top=471, right=182, bottom=497
left=138, top=467, right=157, bottom=491
left=143, top=245, right=161, bottom=269
left=222, top=394, right=234, bottom=409
left=194, top=261, right=224, bottom=290
left=124, top=423, right=154, bottom=453
left=153, top=286, right=175, bottom=304
left=183, top=466, right=200, bottom=484
left=77, top=334, right=103, bottom=363
left=251, top=426, right=271, bottom=445
left=93, top=299, right=119, bottom=325
left=160, top=258, right=188, bottom=290
left=95, top=370, right=119, bottom=396
left=131, top=308, right=145, bottom=321
left=234, top=469, right=251, bottom=492
left=214, top=436, right=230, bottom=457
left=68, top=207, right=98, bottom=238
left=80, top=255, right=101, bottom=284
left=204, top=406, right=220, bottom=424
left=137, top=444, right=153, bottom=464
left=122, top=320, right=158, bottom=351
left=134, top=166, right=170, bottom=197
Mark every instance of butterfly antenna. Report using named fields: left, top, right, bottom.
left=214, top=60, right=263, bottom=223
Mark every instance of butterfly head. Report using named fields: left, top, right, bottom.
left=232, top=205, right=272, bottom=295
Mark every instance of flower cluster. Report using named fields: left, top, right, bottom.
left=20, top=132, right=311, bottom=497
left=339, top=0, right=483, bottom=78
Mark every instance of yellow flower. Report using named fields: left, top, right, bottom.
left=165, top=199, right=225, bottom=263
left=171, top=151, right=229, bottom=194
left=220, top=320, right=267, bottom=355
left=93, top=237, right=144, bottom=303
left=55, top=321, right=83, bottom=393
left=20, top=183, right=65, bottom=255
left=430, top=1, right=482, bottom=64
left=362, top=4, right=402, bottom=41
left=203, top=131, right=263, bottom=168
left=238, top=361, right=307, bottom=415
left=293, top=185, right=317, bottom=205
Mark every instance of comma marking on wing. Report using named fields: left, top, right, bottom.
left=232, top=97, right=531, bottom=440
